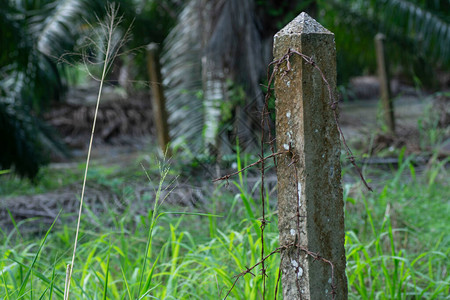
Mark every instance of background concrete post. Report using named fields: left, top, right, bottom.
left=274, top=13, right=347, bottom=299
left=375, top=33, right=396, bottom=134
left=146, top=43, right=171, bottom=154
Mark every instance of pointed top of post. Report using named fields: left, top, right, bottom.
left=275, top=12, right=331, bottom=37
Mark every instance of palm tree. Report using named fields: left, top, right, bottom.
left=162, top=0, right=265, bottom=156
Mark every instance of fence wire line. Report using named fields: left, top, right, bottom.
left=214, top=48, right=372, bottom=299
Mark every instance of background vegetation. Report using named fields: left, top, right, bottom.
left=0, top=0, right=449, bottom=298
left=1, top=0, right=449, bottom=177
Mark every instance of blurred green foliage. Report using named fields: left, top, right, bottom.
left=319, top=0, right=450, bottom=86
left=1, top=0, right=448, bottom=178
left=0, top=0, right=180, bottom=179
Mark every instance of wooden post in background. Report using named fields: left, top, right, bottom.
left=375, top=33, right=395, bottom=134
left=146, top=43, right=171, bottom=154
left=274, top=13, right=347, bottom=299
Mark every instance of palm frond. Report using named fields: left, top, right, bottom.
left=378, top=0, right=450, bottom=65
left=0, top=101, right=47, bottom=179
left=325, top=0, right=450, bottom=67
left=35, top=0, right=104, bottom=58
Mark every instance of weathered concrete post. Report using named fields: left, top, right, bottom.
left=375, top=33, right=395, bottom=134
left=146, top=43, right=171, bottom=154
left=274, top=13, right=347, bottom=299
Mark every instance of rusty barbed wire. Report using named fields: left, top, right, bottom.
left=221, top=240, right=337, bottom=300
left=222, top=247, right=283, bottom=299
left=215, top=48, right=371, bottom=299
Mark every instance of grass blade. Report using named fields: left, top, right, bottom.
left=48, top=261, right=56, bottom=300
left=102, top=244, right=112, bottom=300
left=119, top=265, right=132, bottom=300
left=6, top=208, right=22, bottom=241
left=16, top=211, right=60, bottom=297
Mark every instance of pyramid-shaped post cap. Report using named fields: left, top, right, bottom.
left=275, top=12, right=332, bottom=37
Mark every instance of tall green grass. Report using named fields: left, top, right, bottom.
left=345, top=153, right=450, bottom=299
left=1, top=152, right=448, bottom=299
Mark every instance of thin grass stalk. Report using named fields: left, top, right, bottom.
left=64, top=5, right=117, bottom=299
left=137, top=162, right=169, bottom=296
left=48, top=260, right=56, bottom=300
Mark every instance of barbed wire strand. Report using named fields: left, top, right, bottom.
left=215, top=48, right=372, bottom=299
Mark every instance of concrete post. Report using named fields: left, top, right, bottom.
left=274, top=13, right=347, bottom=299
left=146, top=43, right=171, bottom=154
left=375, top=33, right=395, bottom=134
